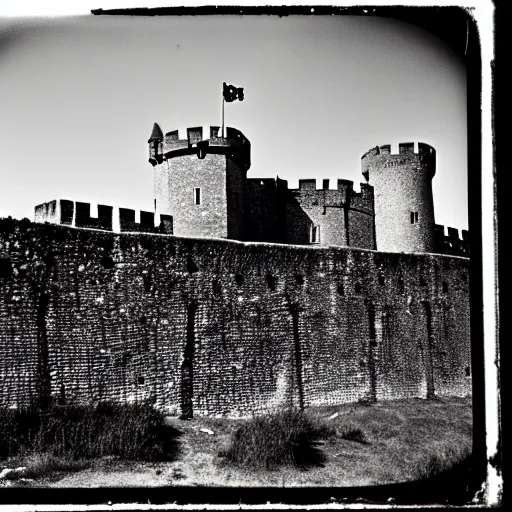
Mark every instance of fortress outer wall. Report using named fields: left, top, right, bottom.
left=0, top=219, right=470, bottom=417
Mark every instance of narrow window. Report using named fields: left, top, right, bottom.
left=310, top=224, right=320, bottom=244
left=154, top=198, right=157, bottom=211
left=266, top=274, right=277, bottom=291
left=194, top=187, right=202, bottom=205
left=411, top=211, right=419, bottom=224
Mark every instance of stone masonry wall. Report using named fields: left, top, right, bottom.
left=435, top=224, right=470, bottom=257
left=244, top=179, right=282, bottom=243
left=0, top=218, right=471, bottom=417
left=153, top=154, right=229, bottom=239
left=284, top=180, right=375, bottom=249
left=226, top=158, right=245, bottom=240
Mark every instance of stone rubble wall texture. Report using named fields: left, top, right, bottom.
left=0, top=219, right=471, bottom=417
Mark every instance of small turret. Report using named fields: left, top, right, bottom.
left=148, top=122, right=164, bottom=165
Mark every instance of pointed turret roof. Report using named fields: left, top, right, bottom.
left=148, top=122, right=163, bottom=141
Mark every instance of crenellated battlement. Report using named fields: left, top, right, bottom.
left=34, top=200, right=173, bottom=235
left=361, top=142, right=436, bottom=179
left=119, top=208, right=173, bottom=234
left=435, top=224, right=469, bottom=257
left=361, top=142, right=436, bottom=159
left=297, top=178, right=358, bottom=192
left=290, top=179, right=374, bottom=214
left=149, top=123, right=251, bottom=171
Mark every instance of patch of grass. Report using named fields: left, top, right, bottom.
left=415, top=444, right=472, bottom=481
left=353, top=408, right=405, bottom=441
left=0, top=402, right=180, bottom=463
left=337, top=425, right=368, bottom=444
left=218, top=408, right=335, bottom=470
left=4, top=452, right=90, bottom=481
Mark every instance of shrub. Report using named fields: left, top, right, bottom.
left=0, top=402, right=180, bottom=462
left=219, top=408, right=335, bottom=470
left=0, top=408, right=42, bottom=459
left=337, top=425, right=368, bottom=444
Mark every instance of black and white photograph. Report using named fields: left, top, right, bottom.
left=0, top=1, right=500, bottom=508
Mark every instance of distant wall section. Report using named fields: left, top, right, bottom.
left=435, top=225, right=469, bottom=257
left=34, top=200, right=173, bottom=235
left=244, top=179, right=285, bottom=243
left=284, top=179, right=375, bottom=249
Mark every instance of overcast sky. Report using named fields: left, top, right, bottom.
left=0, top=14, right=468, bottom=230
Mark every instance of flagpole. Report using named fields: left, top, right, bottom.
left=221, top=94, right=225, bottom=138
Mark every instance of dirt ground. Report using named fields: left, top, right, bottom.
left=3, top=396, right=472, bottom=489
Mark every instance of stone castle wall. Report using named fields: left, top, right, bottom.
left=226, top=157, right=245, bottom=240
left=0, top=218, right=471, bottom=417
left=154, top=153, right=231, bottom=239
left=435, top=224, right=470, bottom=257
left=35, top=200, right=173, bottom=235
left=244, top=179, right=284, bottom=243
left=284, top=179, right=375, bottom=249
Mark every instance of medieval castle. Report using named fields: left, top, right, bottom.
left=34, top=124, right=469, bottom=256
left=0, top=124, right=471, bottom=418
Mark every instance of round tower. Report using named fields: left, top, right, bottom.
left=148, top=124, right=251, bottom=240
left=361, top=142, right=436, bottom=253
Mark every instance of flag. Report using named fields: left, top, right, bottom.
left=223, top=82, right=244, bottom=102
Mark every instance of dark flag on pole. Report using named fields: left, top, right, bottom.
left=223, top=82, right=244, bottom=102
